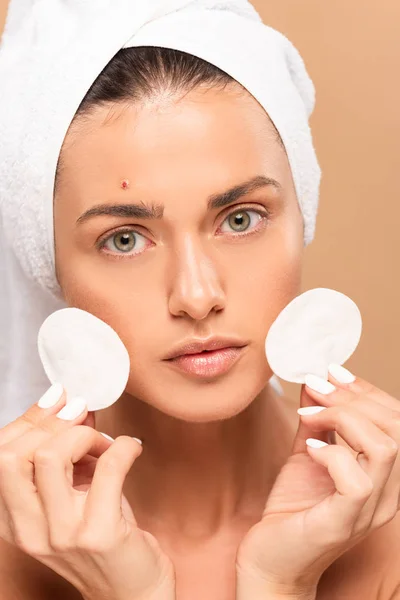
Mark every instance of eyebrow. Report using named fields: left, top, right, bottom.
left=76, top=175, right=282, bottom=225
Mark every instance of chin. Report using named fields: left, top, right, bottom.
left=125, top=361, right=271, bottom=423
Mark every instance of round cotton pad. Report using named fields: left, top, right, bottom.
left=38, top=308, right=130, bottom=410
left=265, top=288, right=362, bottom=383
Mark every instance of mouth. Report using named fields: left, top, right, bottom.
left=165, top=345, right=247, bottom=378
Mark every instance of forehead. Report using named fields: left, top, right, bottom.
left=58, top=87, right=287, bottom=199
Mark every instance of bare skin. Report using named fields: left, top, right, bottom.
left=0, top=395, right=399, bottom=599
left=1, top=85, right=399, bottom=599
left=52, top=84, right=303, bottom=595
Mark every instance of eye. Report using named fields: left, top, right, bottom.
left=99, top=229, right=148, bottom=257
left=97, top=206, right=269, bottom=258
left=219, top=207, right=268, bottom=235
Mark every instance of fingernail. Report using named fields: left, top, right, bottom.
left=328, top=363, right=356, bottom=384
left=298, top=406, right=327, bottom=415
left=306, top=438, right=328, bottom=448
left=132, top=437, right=142, bottom=445
left=56, top=397, right=87, bottom=420
left=38, top=382, right=64, bottom=408
left=305, top=374, right=336, bottom=395
left=100, top=432, right=114, bottom=442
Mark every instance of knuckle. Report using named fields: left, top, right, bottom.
left=35, top=425, right=94, bottom=459
left=80, top=425, right=99, bottom=444
left=390, top=409, right=400, bottom=422
left=69, top=424, right=92, bottom=437
left=36, top=421, right=60, bottom=437
left=97, top=455, right=120, bottom=472
left=363, top=382, right=376, bottom=395
left=383, top=508, right=398, bottom=526
left=352, top=478, right=374, bottom=500
left=33, top=448, right=59, bottom=466
left=336, top=410, right=352, bottom=428
left=323, top=523, right=352, bottom=546
left=13, top=529, right=49, bottom=557
left=352, top=517, right=372, bottom=536
left=66, top=425, right=96, bottom=446
left=20, top=541, right=50, bottom=557
left=0, top=449, right=20, bottom=472
left=19, top=413, right=37, bottom=428
left=76, top=530, right=113, bottom=553
left=377, top=439, right=398, bottom=462
left=49, top=533, right=76, bottom=553
left=374, top=507, right=398, bottom=529
left=78, top=425, right=93, bottom=436
left=390, top=501, right=400, bottom=521
left=334, top=445, right=352, bottom=460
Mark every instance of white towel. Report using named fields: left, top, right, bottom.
left=0, top=0, right=320, bottom=426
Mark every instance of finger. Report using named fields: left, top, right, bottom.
left=300, top=406, right=398, bottom=514
left=0, top=395, right=91, bottom=550
left=301, top=380, right=400, bottom=531
left=304, top=374, right=393, bottom=417
left=83, top=437, right=143, bottom=533
left=327, top=364, right=400, bottom=413
left=0, top=443, right=45, bottom=548
left=2, top=397, right=90, bottom=466
left=303, top=375, right=400, bottom=447
left=303, top=390, right=400, bottom=437
left=33, top=426, right=114, bottom=544
left=0, top=383, right=67, bottom=446
left=292, top=385, right=333, bottom=455
left=81, top=411, right=96, bottom=429
left=305, top=442, right=374, bottom=539
left=0, top=398, right=89, bottom=523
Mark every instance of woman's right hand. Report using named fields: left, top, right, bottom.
left=0, top=385, right=176, bottom=600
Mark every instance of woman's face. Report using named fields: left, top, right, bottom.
left=54, top=85, right=304, bottom=422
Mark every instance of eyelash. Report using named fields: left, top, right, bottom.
left=96, top=205, right=270, bottom=259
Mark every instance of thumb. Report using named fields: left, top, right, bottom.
left=121, top=492, right=136, bottom=525
left=291, top=383, right=332, bottom=455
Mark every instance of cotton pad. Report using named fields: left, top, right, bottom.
left=38, top=308, right=130, bottom=410
left=265, top=288, right=362, bottom=383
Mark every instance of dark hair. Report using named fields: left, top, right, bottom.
left=55, top=47, right=284, bottom=189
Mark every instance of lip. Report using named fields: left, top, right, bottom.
left=163, top=336, right=247, bottom=360
left=165, top=346, right=246, bottom=378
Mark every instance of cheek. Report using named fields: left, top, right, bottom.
left=55, top=246, right=160, bottom=357
left=57, top=244, right=301, bottom=313
left=57, top=270, right=142, bottom=360
left=231, top=226, right=302, bottom=312
left=233, top=244, right=302, bottom=361
left=57, top=258, right=133, bottom=324
left=55, top=200, right=303, bottom=355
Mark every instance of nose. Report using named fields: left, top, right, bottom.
left=168, top=236, right=225, bottom=321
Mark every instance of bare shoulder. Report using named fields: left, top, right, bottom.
left=316, top=511, right=400, bottom=599
left=0, top=536, right=82, bottom=599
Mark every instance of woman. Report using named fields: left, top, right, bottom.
left=1, top=2, right=399, bottom=600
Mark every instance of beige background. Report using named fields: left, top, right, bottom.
left=1, top=1, right=399, bottom=400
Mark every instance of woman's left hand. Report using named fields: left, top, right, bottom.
left=235, top=366, right=400, bottom=598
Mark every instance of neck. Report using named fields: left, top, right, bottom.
left=95, top=383, right=296, bottom=543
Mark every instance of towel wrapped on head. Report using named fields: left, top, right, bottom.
left=0, top=0, right=320, bottom=425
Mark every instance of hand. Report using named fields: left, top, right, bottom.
left=236, top=366, right=400, bottom=597
left=0, top=387, right=175, bottom=600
